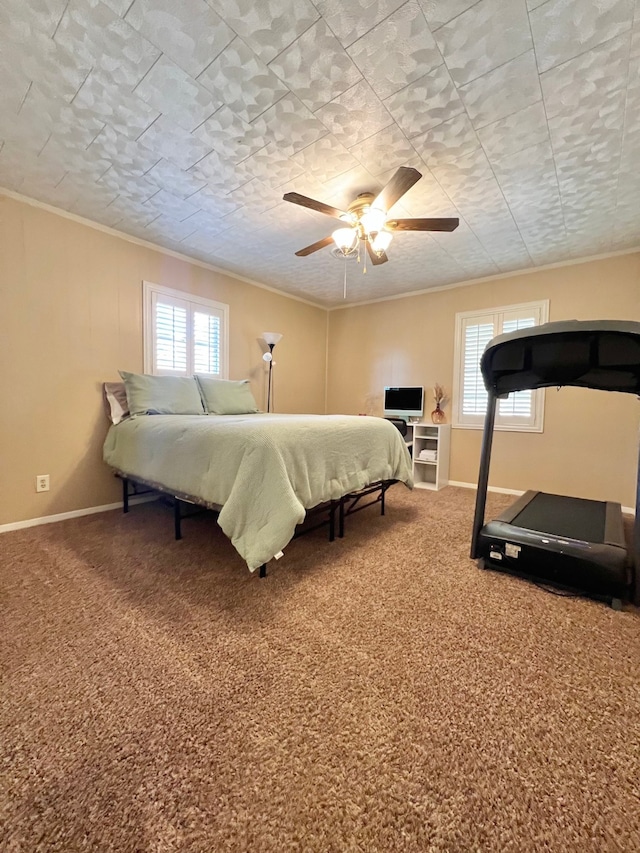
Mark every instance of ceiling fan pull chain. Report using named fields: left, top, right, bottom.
left=363, top=244, right=367, bottom=274
left=343, top=259, right=347, bottom=299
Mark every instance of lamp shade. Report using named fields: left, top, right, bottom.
left=371, top=229, right=393, bottom=255
left=360, top=206, right=386, bottom=236
left=261, top=332, right=283, bottom=346
left=332, top=227, right=358, bottom=252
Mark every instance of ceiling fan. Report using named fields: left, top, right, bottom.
left=283, top=167, right=459, bottom=266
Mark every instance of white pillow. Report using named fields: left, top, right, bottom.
left=103, top=382, right=130, bottom=425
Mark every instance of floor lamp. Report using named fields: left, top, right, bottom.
left=261, top=332, right=282, bottom=412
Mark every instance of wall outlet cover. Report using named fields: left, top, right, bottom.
left=36, top=475, right=50, bottom=492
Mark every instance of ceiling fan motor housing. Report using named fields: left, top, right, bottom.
left=344, top=193, right=379, bottom=238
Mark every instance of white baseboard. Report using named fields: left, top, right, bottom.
left=448, top=480, right=636, bottom=516
left=0, top=495, right=158, bottom=534
left=448, top=480, right=525, bottom=497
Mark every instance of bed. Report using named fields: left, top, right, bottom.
left=103, top=410, right=413, bottom=572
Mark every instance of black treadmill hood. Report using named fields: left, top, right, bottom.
left=481, top=320, right=640, bottom=396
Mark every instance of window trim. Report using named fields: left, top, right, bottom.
left=142, top=280, right=229, bottom=378
left=452, top=299, right=549, bottom=433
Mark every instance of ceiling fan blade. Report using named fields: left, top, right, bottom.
left=366, top=240, right=388, bottom=265
left=373, top=167, right=422, bottom=212
left=295, top=236, right=335, bottom=257
left=387, top=217, right=460, bottom=232
left=283, top=192, right=348, bottom=221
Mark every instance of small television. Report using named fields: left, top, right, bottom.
left=383, top=386, right=424, bottom=420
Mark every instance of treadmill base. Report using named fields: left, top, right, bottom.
left=478, top=557, right=626, bottom=609
left=477, top=491, right=630, bottom=605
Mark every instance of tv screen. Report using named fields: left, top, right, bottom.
left=383, top=386, right=424, bottom=419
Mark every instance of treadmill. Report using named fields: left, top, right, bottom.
left=470, top=320, right=640, bottom=609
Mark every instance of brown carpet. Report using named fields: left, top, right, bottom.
left=1, top=487, right=639, bottom=853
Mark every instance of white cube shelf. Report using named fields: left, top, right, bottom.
left=408, top=423, right=450, bottom=490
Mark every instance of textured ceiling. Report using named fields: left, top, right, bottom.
left=0, top=0, right=638, bottom=307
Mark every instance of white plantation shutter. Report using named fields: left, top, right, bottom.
left=193, top=311, right=221, bottom=375
left=454, top=301, right=548, bottom=432
left=144, top=282, right=228, bottom=378
left=462, top=320, right=495, bottom=416
left=498, top=386, right=533, bottom=418
left=154, top=296, right=188, bottom=374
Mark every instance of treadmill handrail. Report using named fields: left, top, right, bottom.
left=481, top=320, right=640, bottom=396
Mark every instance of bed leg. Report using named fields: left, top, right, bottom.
left=259, top=564, right=267, bottom=578
left=174, top=499, right=182, bottom=541
left=122, top=477, right=129, bottom=514
left=339, top=498, right=345, bottom=538
left=380, top=481, right=387, bottom=516
left=329, top=500, right=336, bottom=542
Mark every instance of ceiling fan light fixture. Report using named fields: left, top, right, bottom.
left=339, top=212, right=357, bottom=225
left=284, top=167, right=459, bottom=273
left=330, top=246, right=357, bottom=260
left=371, top=229, right=393, bottom=256
left=360, top=206, right=386, bottom=237
left=332, top=227, right=358, bottom=253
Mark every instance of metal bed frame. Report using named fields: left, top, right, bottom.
left=118, top=473, right=398, bottom=578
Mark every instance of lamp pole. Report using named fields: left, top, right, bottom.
left=261, top=332, right=282, bottom=413
left=266, top=342, right=275, bottom=412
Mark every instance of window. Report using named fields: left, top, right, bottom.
left=143, top=281, right=229, bottom=378
left=453, top=300, right=549, bottom=432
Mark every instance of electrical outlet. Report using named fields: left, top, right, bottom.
left=36, top=474, right=50, bottom=492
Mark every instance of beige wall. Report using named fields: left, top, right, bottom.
left=327, top=253, right=640, bottom=508
left=2, top=191, right=639, bottom=528
left=0, top=195, right=328, bottom=526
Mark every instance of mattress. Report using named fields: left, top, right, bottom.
left=103, top=412, right=413, bottom=571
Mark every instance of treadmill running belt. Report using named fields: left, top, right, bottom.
left=512, top=493, right=605, bottom=542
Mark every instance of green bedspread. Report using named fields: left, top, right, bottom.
left=103, top=413, right=413, bottom=571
